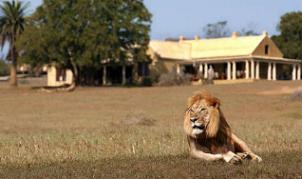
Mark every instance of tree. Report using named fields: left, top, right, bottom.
left=203, top=21, right=230, bottom=38
left=239, top=28, right=259, bottom=36
left=18, top=0, right=151, bottom=87
left=272, top=12, right=302, bottom=60
left=0, top=0, right=29, bottom=87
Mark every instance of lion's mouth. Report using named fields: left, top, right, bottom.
left=192, top=123, right=205, bottom=130
left=193, top=125, right=205, bottom=130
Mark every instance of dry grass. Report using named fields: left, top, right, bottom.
left=0, top=79, right=301, bottom=178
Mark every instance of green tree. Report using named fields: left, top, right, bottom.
left=272, top=12, right=302, bottom=60
left=203, top=21, right=230, bottom=38
left=0, top=0, right=28, bottom=87
left=239, top=28, right=259, bottom=36
left=18, top=0, right=151, bottom=86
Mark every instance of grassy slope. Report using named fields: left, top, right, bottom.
left=0, top=80, right=301, bottom=178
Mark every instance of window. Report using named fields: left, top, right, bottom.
left=265, top=45, right=269, bottom=55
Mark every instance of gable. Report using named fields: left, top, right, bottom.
left=252, top=36, right=283, bottom=58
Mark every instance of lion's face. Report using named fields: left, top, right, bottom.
left=184, top=91, right=221, bottom=139
left=188, top=99, right=211, bottom=136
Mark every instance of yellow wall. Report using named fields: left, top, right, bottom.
left=47, top=66, right=73, bottom=87
left=148, top=47, right=179, bottom=74
left=252, top=36, right=283, bottom=58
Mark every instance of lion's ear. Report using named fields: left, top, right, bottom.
left=213, top=97, right=220, bottom=108
left=208, top=96, right=220, bottom=109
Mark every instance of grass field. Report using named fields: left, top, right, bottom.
left=0, top=79, right=301, bottom=178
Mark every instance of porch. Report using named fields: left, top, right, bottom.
left=177, top=57, right=302, bottom=81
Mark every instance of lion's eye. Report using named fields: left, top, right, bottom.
left=200, top=108, right=206, bottom=112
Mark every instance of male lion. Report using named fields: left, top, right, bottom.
left=184, top=91, right=262, bottom=164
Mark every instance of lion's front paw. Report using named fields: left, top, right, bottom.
left=223, top=151, right=242, bottom=164
left=251, top=154, right=262, bottom=162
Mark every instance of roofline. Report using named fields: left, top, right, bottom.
left=176, top=55, right=301, bottom=64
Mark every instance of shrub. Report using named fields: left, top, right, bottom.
left=157, top=71, right=192, bottom=86
left=141, top=76, right=152, bottom=86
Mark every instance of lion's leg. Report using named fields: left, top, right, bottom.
left=190, top=150, right=223, bottom=161
left=188, top=137, right=242, bottom=164
left=190, top=148, right=243, bottom=164
left=231, top=133, right=262, bottom=162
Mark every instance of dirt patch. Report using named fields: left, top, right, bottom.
left=122, top=111, right=156, bottom=126
left=288, top=90, right=302, bottom=101
left=258, top=86, right=302, bottom=95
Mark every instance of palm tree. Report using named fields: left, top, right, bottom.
left=0, top=0, right=28, bottom=87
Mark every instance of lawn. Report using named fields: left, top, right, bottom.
left=0, top=79, right=301, bottom=178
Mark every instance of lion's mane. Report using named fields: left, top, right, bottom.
left=184, top=90, right=232, bottom=143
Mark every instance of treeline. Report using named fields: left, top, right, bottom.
left=0, top=0, right=152, bottom=86
left=17, top=0, right=152, bottom=86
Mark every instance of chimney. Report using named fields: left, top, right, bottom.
left=231, top=32, right=238, bottom=38
left=179, top=35, right=185, bottom=42
left=194, top=35, right=201, bottom=40
left=262, top=31, right=268, bottom=37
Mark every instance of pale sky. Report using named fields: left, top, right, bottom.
left=25, top=0, right=302, bottom=39
left=1, top=0, right=302, bottom=58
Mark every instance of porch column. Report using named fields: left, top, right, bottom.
left=176, top=64, right=181, bottom=75
left=232, top=61, right=236, bottom=80
left=292, top=64, right=297, bottom=80
left=227, top=61, right=232, bottom=80
left=297, top=64, right=301, bottom=80
left=102, top=65, right=107, bottom=85
left=199, top=64, right=203, bottom=74
left=122, top=65, right=126, bottom=85
left=272, top=63, right=277, bottom=81
left=245, top=60, right=250, bottom=79
left=256, top=61, right=260, bottom=80
left=267, top=62, right=272, bottom=80
left=251, top=60, right=255, bottom=79
left=204, top=63, right=208, bottom=79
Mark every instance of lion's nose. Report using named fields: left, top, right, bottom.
left=190, top=117, right=198, bottom=122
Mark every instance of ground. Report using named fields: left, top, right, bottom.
left=0, top=78, right=301, bottom=178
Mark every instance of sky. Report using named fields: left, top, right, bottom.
left=24, top=0, right=302, bottom=40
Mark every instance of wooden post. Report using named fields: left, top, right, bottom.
left=251, top=60, right=255, bottom=79
left=297, top=64, right=301, bottom=80
left=267, top=62, right=272, bottom=80
left=245, top=60, right=249, bottom=79
left=122, top=65, right=126, bottom=85
left=102, top=65, right=107, bottom=85
left=272, top=63, right=277, bottom=81
left=256, top=61, right=260, bottom=80
left=227, top=62, right=231, bottom=80
left=232, top=61, right=236, bottom=80
left=176, top=64, right=181, bottom=75
left=199, top=64, right=203, bottom=74
left=292, top=64, right=297, bottom=80
left=204, top=63, right=208, bottom=79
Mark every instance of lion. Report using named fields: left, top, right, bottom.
left=184, top=90, right=262, bottom=164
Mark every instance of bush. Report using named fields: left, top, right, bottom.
left=141, top=76, right=153, bottom=86
left=0, top=60, right=9, bottom=76
left=157, top=71, right=192, bottom=86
